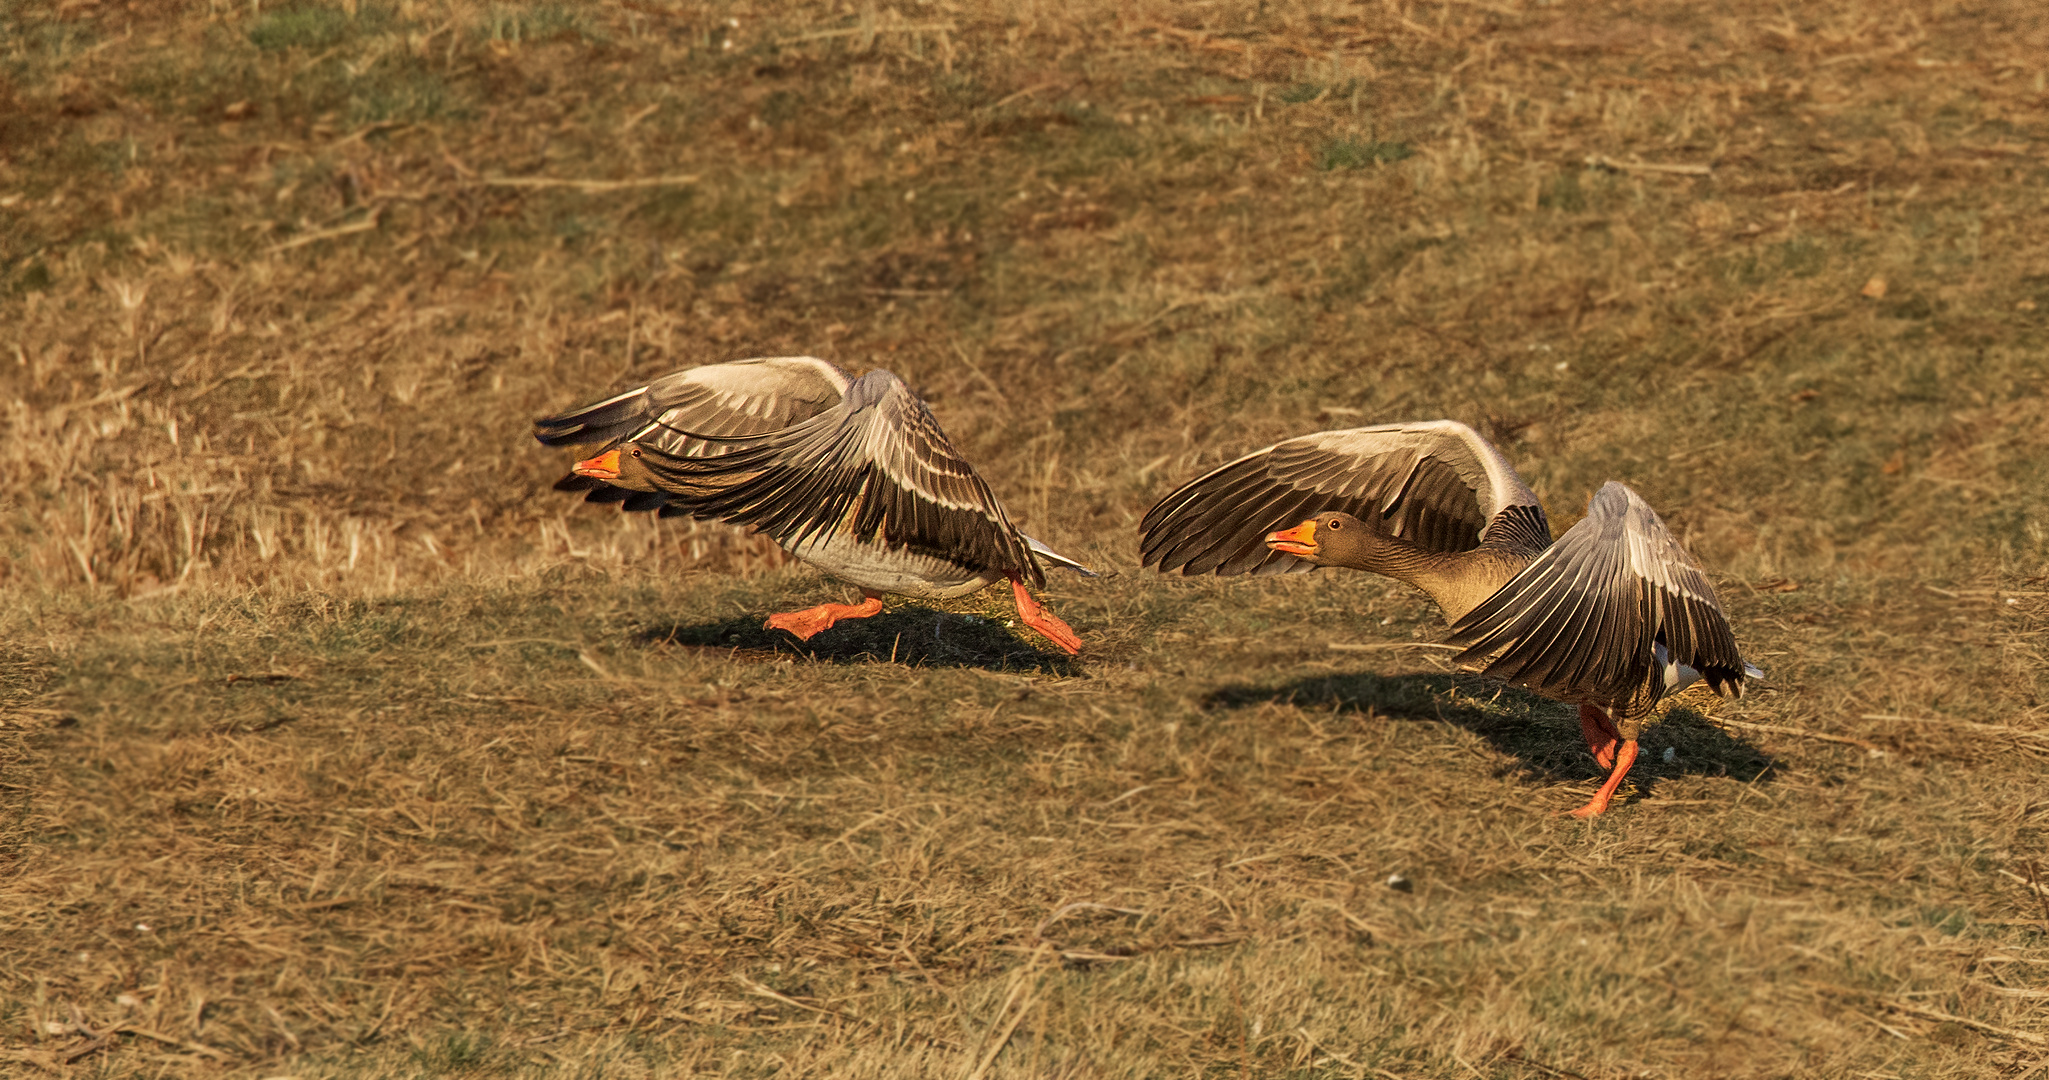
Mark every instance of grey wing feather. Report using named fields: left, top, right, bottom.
left=1141, top=420, right=1548, bottom=577
left=535, top=356, right=853, bottom=515
left=534, top=355, right=851, bottom=449
left=1442, top=482, right=1748, bottom=716
left=626, top=370, right=1045, bottom=584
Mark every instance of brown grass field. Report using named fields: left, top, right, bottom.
left=4, top=0, right=2049, bottom=1075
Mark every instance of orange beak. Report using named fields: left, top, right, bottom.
left=572, top=449, right=622, bottom=480
left=1265, top=520, right=1319, bottom=557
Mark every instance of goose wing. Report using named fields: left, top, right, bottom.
left=536, top=356, right=852, bottom=510
left=628, top=370, right=1043, bottom=584
left=1141, top=420, right=1549, bottom=577
left=1441, top=481, right=1747, bottom=716
left=534, top=356, right=852, bottom=450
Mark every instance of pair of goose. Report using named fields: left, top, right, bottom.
left=535, top=356, right=1758, bottom=818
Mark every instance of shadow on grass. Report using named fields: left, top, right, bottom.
left=632, top=607, right=1083, bottom=675
left=1204, top=670, right=1778, bottom=797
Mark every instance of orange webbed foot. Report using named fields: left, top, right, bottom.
left=1010, top=577, right=1081, bottom=655
left=1565, top=739, right=1640, bottom=818
left=764, top=595, right=885, bottom=641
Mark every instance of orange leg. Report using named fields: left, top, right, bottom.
left=1567, top=739, right=1640, bottom=818
left=1578, top=703, right=1622, bottom=770
left=1010, top=576, right=1082, bottom=655
left=765, top=592, right=885, bottom=641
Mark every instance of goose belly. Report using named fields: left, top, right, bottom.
left=787, top=533, right=1000, bottom=600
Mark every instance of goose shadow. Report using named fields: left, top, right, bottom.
left=1203, top=670, right=1778, bottom=800
left=631, top=607, right=1083, bottom=675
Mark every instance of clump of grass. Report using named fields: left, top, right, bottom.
left=411, top=1031, right=495, bottom=1072
left=1538, top=167, right=1589, bottom=210
left=1281, top=78, right=1359, bottom=105
left=344, top=66, right=451, bottom=125
left=481, top=3, right=599, bottom=44
left=1317, top=135, right=1413, bottom=169
left=248, top=4, right=391, bottom=52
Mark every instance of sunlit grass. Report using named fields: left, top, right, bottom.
left=1, top=0, right=2047, bottom=1076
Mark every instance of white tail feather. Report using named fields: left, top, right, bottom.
left=1025, top=535, right=1097, bottom=577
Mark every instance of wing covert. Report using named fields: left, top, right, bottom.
left=533, top=356, right=851, bottom=450
left=1141, top=420, right=1546, bottom=577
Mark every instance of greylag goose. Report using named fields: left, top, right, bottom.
left=1140, top=420, right=1757, bottom=817
left=536, top=361, right=1090, bottom=655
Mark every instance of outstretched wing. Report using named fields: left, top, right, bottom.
left=628, top=370, right=1043, bottom=583
left=534, top=356, right=852, bottom=449
left=1141, top=420, right=1549, bottom=577
left=535, top=356, right=853, bottom=513
left=1442, top=482, right=1748, bottom=716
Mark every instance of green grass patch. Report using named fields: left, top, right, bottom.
left=481, top=3, right=600, bottom=44
left=249, top=3, right=396, bottom=52
left=1317, top=135, right=1413, bottom=169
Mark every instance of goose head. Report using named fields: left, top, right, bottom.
left=571, top=446, right=659, bottom=491
left=1264, top=512, right=1380, bottom=568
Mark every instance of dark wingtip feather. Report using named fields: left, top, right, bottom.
left=533, top=385, right=655, bottom=447
left=532, top=411, right=616, bottom=447
left=532, top=422, right=579, bottom=447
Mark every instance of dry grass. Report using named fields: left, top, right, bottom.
left=3, top=0, right=2049, bottom=1075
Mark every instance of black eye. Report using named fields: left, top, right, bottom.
left=1328, top=517, right=1342, bottom=530
left=631, top=448, right=643, bottom=457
